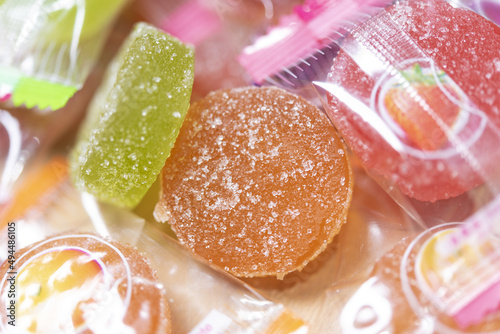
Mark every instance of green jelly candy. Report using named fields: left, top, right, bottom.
left=70, top=23, right=194, bottom=208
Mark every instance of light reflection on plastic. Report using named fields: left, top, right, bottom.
left=0, top=109, right=21, bottom=204
left=80, top=192, right=111, bottom=238
left=68, top=0, right=85, bottom=79
left=340, top=277, right=392, bottom=334
left=188, top=309, right=232, bottom=334
left=435, top=195, right=500, bottom=257
left=243, top=25, right=297, bottom=54
left=314, top=81, right=406, bottom=152
left=451, top=0, right=500, bottom=25
left=259, top=0, right=274, bottom=19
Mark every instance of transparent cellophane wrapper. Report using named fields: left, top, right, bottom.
left=316, top=1, right=500, bottom=331
left=238, top=0, right=500, bottom=332
left=0, top=0, right=130, bottom=216
left=341, top=198, right=500, bottom=333
left=0, top=0, right=128, bottom=110
left=0, top=160, right=308, bottom=333
left=240, top=0, right=500, bottom=226
left=309, top=0, right=500, bottom=332
left=449, top=0, right=500, bottom=25
left=313, top=0, right=500, bottom=227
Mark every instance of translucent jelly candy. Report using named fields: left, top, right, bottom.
left=154, top=87, right=353, bottom=278
left=0, top=233, right=171, bottom=333
left=326, top=0, right=500, bottom=202
left=70, top=23, right=194, bottom=208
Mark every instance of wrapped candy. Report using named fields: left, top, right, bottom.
left=0, top=0, right=129, bottom=216
left=0, top=159, right=308, bottom=333
left=241, top=0, right=500, bottom=225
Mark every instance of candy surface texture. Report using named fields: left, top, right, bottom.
left=71, top=23, right=194, bottom=208
left=154, top=86, right=353, bottom=278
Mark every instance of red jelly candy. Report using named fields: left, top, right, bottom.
left=326, top=0, right=500, bottom=202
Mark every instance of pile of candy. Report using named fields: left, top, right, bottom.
left=1, top=0, right=500, bottom=333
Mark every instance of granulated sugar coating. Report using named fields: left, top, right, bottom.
left=154, top=86, right=353, bottom=278
left=70, top=23, right=194, bottom=208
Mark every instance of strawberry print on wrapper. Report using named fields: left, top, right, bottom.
left=373, top=59, right=485, bottom=156
left=382, top=63, right=461, bottom=151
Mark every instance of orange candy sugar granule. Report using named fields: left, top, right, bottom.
left=154, top=87, right=353, bottom=278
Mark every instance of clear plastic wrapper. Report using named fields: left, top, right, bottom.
left=0, top=232, right=172, bottom=333
left=241, top=0, right=500, bottom=225
left=0, top=86, right=89, bottom=216
left=0, top=0, right=128, bottom=110
left=0, top=160, right=308, bottom=333
left=316, top=0, right=500, bottom=225
left=0, top=156, right=68, bottom=227
left=238, top=0, right=392, bottom=101
left=0, top=0, right=131, bottom=222
left=340, top=195, right=500, bottom=333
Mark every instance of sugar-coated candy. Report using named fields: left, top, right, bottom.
left=70, top=23, right=194, bottom=208
left=154, top=86, right=353, bottom=278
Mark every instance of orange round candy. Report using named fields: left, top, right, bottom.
left=154, top=87, right=353, bottom=278
left=0, top=233, right=171, bottom=333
